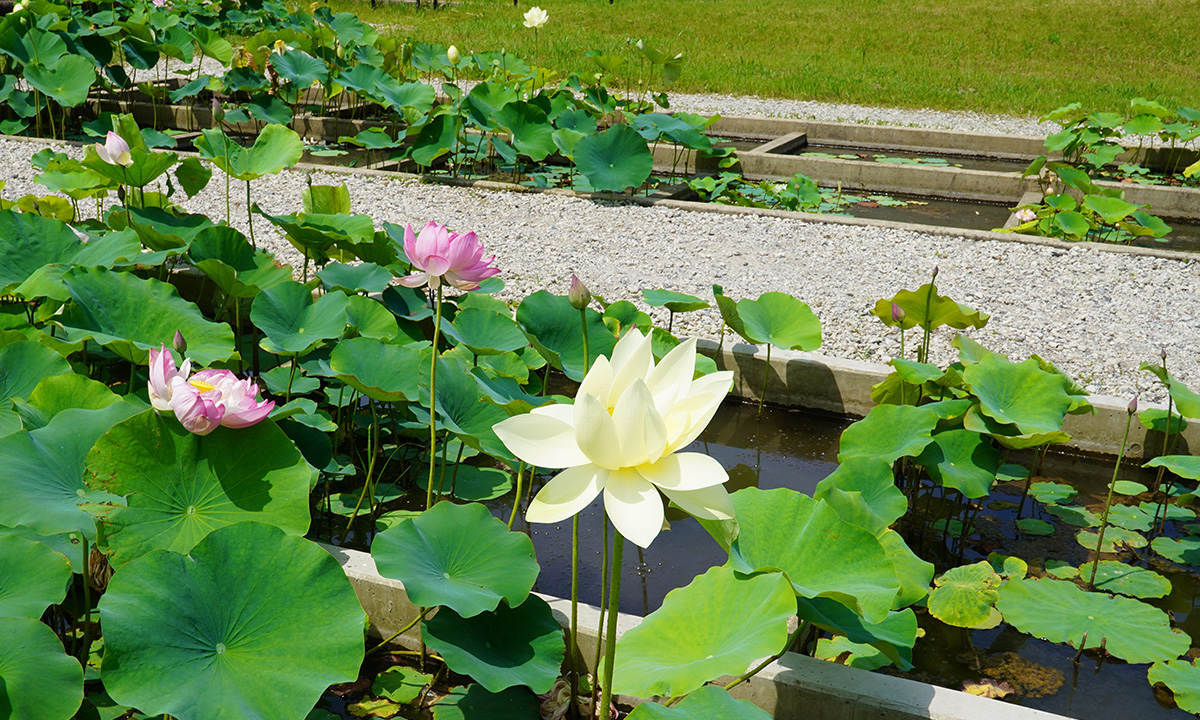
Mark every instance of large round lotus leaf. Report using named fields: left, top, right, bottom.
left=0, top=616, right=83, bottom=720
left=574, top=124, right=653, bottom=192
left=0, top=534, right=71, bottom=618
left=1145, top=455, right=1200, bottom=480
left=1152, top=535, right=1200, bottom=565
left=962, top=356, right=1072, bottom=436
left=727, top=488, right=900, bottom=624
left=813, top=456, right=907, bottom=535
left=612, top=566, right=794, bottom=698
left=1149, top=659, right=1200, bottom=714
left=0, top=210, right=123, bottom=293
left=14, top=373, right=120, bottom=430
left=916, top=428, right=1000, bottom=498
left=422, top=594, right=564, bottom=694
left=1076, top=526, right=1146, bottom=553
left=251, top=282, right=350, bottom=355
left=441, top=308, right=529, bottom=356
left=871, top=283, right=988, bottom=332
left=25, top=55, right=95, bottom=107
left=195, top=125, right=304, bottom=181
left=495, top=101, right=556, bottom=162
left=99, top=523, right=365, bottom=720
left=56, top=267, right=236, bottom=366
left=430, top=685, right=540, bottom=720
left=515, top=290, right=617, bottom=381
left=345, top=295, right=399, bottom=341
left=0, top=339, right=71, bottom=405
left=0, top=403, right=137, bottom=541
left=733, top=292, right=822, bottom=351
left=1088, top=561, right=1171, bottom=599
left=1045, top=503, right=1101, bottom=527
left=85, top=411, right=311, bottom=565
left=962, top=405, right=1072, bottom=450
left=641, top=289, right=709, bottom=314
left=330, top=337, right=428, bottom=402
left=625, top=685, right=772, bottom=720
left=795, top=597, right=917, bottom=669
left=189, top=226, right=291, bottom=300
left=927, top=561, right=1001, bottom=629
left=371, top=501, right=537, bottom=617
left=996, top=577, right=1188, bottom=663
left=837, top=404, right=940, bottom=464
left=1107, top=504, right=1154, bottom=532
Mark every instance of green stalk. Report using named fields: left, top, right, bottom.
left=569, top=305, right=591, bottom=716
left=245, top=180, right=256, bottom=249
left=591, top=511, right=610, bottom=713
left=757, top=345, right=771, bottom=419
left=1087, top=406, right=1135, bottom=589
left=597, top=531, right=624, bottom=718
left=425, top=284, right=444, bottom=510
left=78, top=533, right=92, bottom=663
left=507, top=462, right=526, bottom=529
left=723, top=621, right=805, bottom=692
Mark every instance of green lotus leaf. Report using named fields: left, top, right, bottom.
left=495, top=101, right=556, bottom=162
left=123, top=207, right=215, bottom=252
left=372, top=666, right=432, bottom=704
left=423, top=594, right=563, bottom=694
left=872, top=283, right=989, bottom=332
left=271, top=48, right=328, bottom=88
left=1076, top=526, right=1146, bottom=552
left=430, top=685, right=540, bottom=720
left=613, top=566, right=795, bottom=698
left=344, top=295, right=399, bottom=341
left=916, top=428, right=1000, bottom=498
left=1141, top=501, right=1194, bottom=522
left=963, top=355, right=1072, bottom=436
left=465, top=81, right=521, bottom=130
left=25, top=55, right=96, bottom=107
left=891, top=358, right=943, bottom=385
left=189, top=226, right=292, bottom=300
left=0, top=524, right=84, bottom=573
left=195, top=125, right=304, bottom=182
left=0, top=534, right=72, bottom=618
left=1088, top=560, right=1171, bottom=599
left=813, top=456, right=906, bottom=535
left=14, top=373, right=121, bottom=430
left=416, top=464, right=513, bottom=501
left=996, top=577, right=1188, bottom=663
left=371, top=501, right=537, bottom=617
left=878, top=529, right=934, bottom=608
left=1030, top=353, right=1091, bottom=414
left=1017, top=518, right=1055, bottom=535
left=1045, top=559, right=1077, bottom=579
left=1139, top=363, right=1200, bottom=419
left=410, top=114, right=461, bottom=167
left=251, top=282, right=350, bottom=356
left=1083, top=194, right=1139, bottom=224
left=422, top=356, right=515, bottom=461
left=987, top=553, right=1027, bottom=579
left=605, top=301, right=653, bottom=333
left=1149, top=659, right=1200, bottom=714
left=0, top=403, right=138, bottom=540
left=1140, top=408, right=1188, bottom=437
left=927, top=561, right=1001, bottom=628
left=1113, top=480, right=1149, bottom=495
left=0, top=211, right=134, bottom=294
left=317, top=262, right=393, bottom=294
left=515, top=290, right=617, bottom=381
left=727, top=488, right=901, bottom=624
left=732, top=292, right=821, bottom=351
left=1151, top=535, right=1200, bottom=565
left=625, top=686, right=772, bottom=720
left=57, top=267, right=235, bottom=366
left=815, top=636, right=895, bottom=672
left=1144, top=455, right=1200, bottom=480
left=837, top=404, right=940, bottom=464
left=795, top=597, right=917, bottom=669
left=961, top=404, right=1073, bottom=449
left=642, top=289, right=709, bottom=314
left=1029, top=481, right=1077, bottom=505
left=1107, top=504, right=1154, bottom=532
left=0, top=617, right=83, bottom=720
left=574, top=124, right=654, bottom=192
left=99, top=523, right=364, bottom=720
left=331, top=337, right=427, bottom=402
left=85, top=411, right=311, bottom=565
left=442, top=308, right=529, bottom=356
left=0, top=339, right=71, bottom=406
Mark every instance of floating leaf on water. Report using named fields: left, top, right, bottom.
left=429, top=685, right=540, bottom=720
left=623, top=686, right=772, bottom=720
left=1107, top=504, right=1154, bottom=532
left=1149, top=659, right=1200, bottom=715
left=1076, top=526, right=1147, bottom=553
left=1089, top=561, right=1171, bottom=599
left=1044, top=559, right=1078, bottom=579
left=996, top=577, right=1188, bottom=663
left=1139, top=502, right=1194, bottom=522
left=348, top=698, right=402, bottom=718
left=927, top=562, right=1001, bottom=629
left=1029, top=481, right=1076, bottom=505
left=962, top=678, right=1014, bottom=699
left=1113, top=480, right=1150, bottom=495
left=1046, top=504, right=1101, bottom=528
left=1151, top=535, right=1200, bottom=566
left=987, top=553, right=1028, bottom=579
left=815, top=636, right=895, bottom=671
left=372, top=666, right=433, bottom=705
left=1017, top=518, right=1055, bottom=536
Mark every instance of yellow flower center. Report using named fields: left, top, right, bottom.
left=189, top=379, right=215, bottom=393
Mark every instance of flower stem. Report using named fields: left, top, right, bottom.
left=591, top=512, right=610, bottom=712
left=571, top=306, right=590, bottom=716
left=507, top=462, right=525, bottom=529
left=598, top=531, right=624, bottom=718
left=723, top=621, right=806, bottom=692
left=425, top=284, right=444, bottom=510
left=365, top=606, right=433, bottom=655
left=78, top=533, right=92, bottom=663
left=1087, top=410, right=1135, bottom=589
left=245, top=180, right=256, bottom=249
left=757, top=345, right=771, bottom=419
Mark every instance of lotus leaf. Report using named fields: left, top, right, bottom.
left=25, top=55, right=96, bottom=107
left=99, top=523, right=365, bottom=720
left=0, top=339, right=71, bottom=406
left=727, top=488, right=901, bottom=624
left=987, top=553, right=1028, bottom=578
left=1076, top=526, right=1146, bottom=552
left=837, top=404, right=939, bottom=464
left=1029, top=481, right=1077, bottom=504
left=1139, top=408, right=1188, bottom=434
left=574, top=124, right=654, bottom=192
left=0, top=616, right=83, bottom=720
left=624, top=686, right=772, bottom=720
left=442, top=308, right=528, bottom=356
left=1139, top=363, right=1200, bottom=419
left=1144, top=455, right=1200, bottom=480
left=252, top=282, right=351, bottom=355
left=189, top=226, right=292, bottom=300
left=927, top=562, right=1001, bottom=628
left=330, top=337, right=427, bottom=402
left=878, top=529, right=934, bottom=608
left=642, top=289, right=709, bottom=313
left=1017, top=518, right=1054, bottom=535
left=1113, top=480, right=1149, bottom=495
left=0, top=534, right=72, bottom=618
left=1149, top=659, right=1200, bottom=714
left=963, top=355, right=1072, bottom=436
left=195, top=125, right=304, bottom=181
left=318, top=262, right=393, bottom=294
left=613, top=566, right=794, bottom=698
left=997, top=577, right=1188, bottom=663
left=516, top=290, right=617, bottom=381
left=372, top=501, right=537, bottom=617
left=416, top=464, right=513, bottom=501
left=430, top=685, right=540, bottom=720
left=732, top=292, right=822, bottom=351
left=1151, top=535, right=1200, bottom=565
left=495, top=102, right=556, bottom=162
left=872, top=283, right=988, bottom=332
left=795, top=597, right=918, bottom=668
left=0, top=211, right=131, bottom=294
left=422, top=595, right=564, bottom=694
left=813, top=456, right=906, bottom=535
left=1089, top=561, right=1171, bottom=599
left=344, top=295, right=399, bottom=341
left=372, top=667, right=433, bottom=704
left=1107, top=504, right=1154, bottom=532
left=85, top=411, right=311, bottom=564
left=916, top=428, right=1000, bottom=498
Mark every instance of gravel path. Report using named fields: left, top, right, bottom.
left=5, top=115, right=1197, bottom=405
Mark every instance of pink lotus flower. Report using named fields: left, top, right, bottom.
left=148, top=344, right=274, bottom=435
left=397, top=221, right=499, bottom=291
left=95, top=131, right=132, bottom=167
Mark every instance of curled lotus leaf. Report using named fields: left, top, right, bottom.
left=927, top=561, right=1001, bottom=629
left=962, top=355, right=1073, bottom=436
left=872, top=283, right=989, bottom=332
left=814, top=456, right=907, bottom=535
left=916, top=428, right=1000, bottom=498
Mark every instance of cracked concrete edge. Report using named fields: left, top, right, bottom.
left=698, top=339, right=1198, bottom=459
left=321, top=542, right=1065, bottom=720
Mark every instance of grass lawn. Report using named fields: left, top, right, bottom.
left=327, top=0, right=1200, bottom=118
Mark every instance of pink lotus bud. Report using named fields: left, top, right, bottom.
left=173, top=330, right=187, bottom=354
left=212, top=98, right=225, bottom=124
left=568, top=275, right=591, bottom=310
left=1128, top=396, right=1138, bottom=414
left=891, top=302, right=905, bottom=323
left=397, top=221, right=500, bottom=291
left=95, top=131, right=132, bottom=167
left=1161, top=346, right=1168, bottom=360
left=932, top=265, right=940, bottom=278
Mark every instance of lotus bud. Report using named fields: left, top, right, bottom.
left=447, top=45, right=460, bottom=65
left=173, top=330, right=187, bottom=354
left=891, top=302, right=905, bottom=323
left=568, top=274, right=591, bottom=310
left=932, top=265, right=940, bottom=278
left=1161, top=346, right=1168, bottom=360
left=212, top=97, right=225, bottom=123
left=1128, top=396, right=1138, bottom=415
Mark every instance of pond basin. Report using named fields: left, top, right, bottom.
left=793, top=142, right=1030, bottom=175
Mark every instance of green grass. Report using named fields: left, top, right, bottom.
left=327, top=0, right=1200, bottom=118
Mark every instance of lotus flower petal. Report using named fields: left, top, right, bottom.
left=658, top=483, right=735, bottom=522
left=574, top=393, right=623, bottom=470
left=604, top=469, right=663, bottom=549
left=640, top=452, right=729, bottom=491
left=526, top=464, right=609, bottom=524
left=493, top=411, right=589, bottom=469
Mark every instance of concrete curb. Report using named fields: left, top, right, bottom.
left=322, top=542, right=1067, bottom=720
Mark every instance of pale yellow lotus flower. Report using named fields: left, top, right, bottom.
left=493, top=330, right=734, bottom=548
left=523, top=5, right=548, bottom=28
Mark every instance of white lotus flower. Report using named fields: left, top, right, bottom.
left=493, top=330, right=735, bottom=548
left=523, top=5, right=548, bottom=28
left=1014, top=208, right=1037, bottom=223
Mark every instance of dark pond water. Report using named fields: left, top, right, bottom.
left=792, top=143, right=1030, bottom=175
left=823, top=191, right=1015, bottom=232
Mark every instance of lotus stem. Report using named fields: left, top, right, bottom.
left=1087, top=409, right=1135, bottom=590
left=598, top=531, right=624, bottom=720
left=78, top=533, right=92, bottom=663
left=426, top=284, right=444, bottom=510
left=757, top=345, right=771, bottom=419
left=723, top=621, right=806, bottom=693
left=365, top=606, right=434, bottom=655
left=245, top=180, right=256, bottom=249
left=571, top=306, right=590, bottom=717
left=1016, top=445, right=1049, bottom=519
left=592, top=512, right=610, bottom=713
left=346, top=399, right=379, bottom=534
left=507, top=462, right=525, bottom=529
